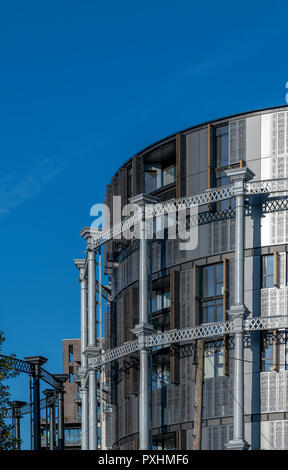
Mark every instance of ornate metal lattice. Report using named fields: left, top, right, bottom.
left=89, top=316, right=288, bottom=370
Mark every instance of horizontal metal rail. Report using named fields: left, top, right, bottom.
left=89, top=178, right=288, bottom=249
left=3, top=398, right=47, bottom=419
left=88, top=316, right=288, bottom=369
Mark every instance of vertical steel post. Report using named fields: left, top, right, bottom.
left=225, top=167, right=254, bottom=451
left=25, top=356, right=48, bottom=451
left=74, top=259, right=89, bottom=450
left=130, top=194, right=158, bottom=450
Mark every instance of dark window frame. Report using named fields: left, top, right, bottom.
left=201, top=263, right=224, bottom=324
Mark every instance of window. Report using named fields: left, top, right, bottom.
left=215, top=125, right=229, bottom=168
left=162, top=163, right=176, bottom=186
left=144, top=162, right=176, bottom=193
left=69, top=366, right=74, bottom=383
left=69, top=345, right=74, bottom=363
left=204, top=341, right=224, bottom=378
left=201, top=264, right=223, bottom=324
left=152, top=362, right=170, bottom=390
left=261, top=255, right=274, bottom=288
left=152, top=434, right=176, bottom=450
left=261, top=332, right=276, bottom=371
left=144, top=163, right=161, bottom=193
left=64, top=428, right=81, bottom=445
left=151, top=288, right=170, bottom=313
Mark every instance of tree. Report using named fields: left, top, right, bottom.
left=0, top=331, right=19, bottom=450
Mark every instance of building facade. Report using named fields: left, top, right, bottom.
left=62, top=339, right=82, bottom=449
left=79, top=105, right=288, bottom=450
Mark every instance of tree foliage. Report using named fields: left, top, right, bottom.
left=0, top=331, right=20, bottom=450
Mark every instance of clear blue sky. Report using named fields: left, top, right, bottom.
left=1, top=0, right=288, bottom=448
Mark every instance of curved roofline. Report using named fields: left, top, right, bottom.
left=116, top=103, right=288, bottom=175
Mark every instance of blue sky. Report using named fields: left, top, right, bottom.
left=1, top=0, right=288, bottom=448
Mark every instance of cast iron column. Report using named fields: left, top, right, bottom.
left=74, top=259, right=89, bottom=450
left=130, top=194, right=158, bottom=450
left=54, top=374, right=67, bottom=451
left=43, top=390, right=56, bottom=450
left=25, top=356, right=48, bottom=451
left=225, top=167, right=254, bottom=451
left=11, top=401, right=26, bottom=450
left=87, top=238, right=98, bottom=450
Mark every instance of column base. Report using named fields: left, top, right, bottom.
left=225, top=439, right=250, bottom=450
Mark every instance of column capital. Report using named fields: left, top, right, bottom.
left=73, top=258, right=86, bottom=279
left=132, top=322, right=154, bottom=337
left=80, top=227, right=102, bottom=250
left=83, top=345, right=101, bottom=357
left=129, top=193, right=159, bottom=207
left=11, top=401, right=26, bottom=417
left=24, top=356, right=48, bottom=369
left=226, top=167, right=255, bottom=196
left=54, top=374, right=68, bottom=391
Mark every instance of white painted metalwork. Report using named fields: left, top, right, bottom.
left=89, top=178, right=288, bottom=249
left=87, top=316, right=288, bottom=370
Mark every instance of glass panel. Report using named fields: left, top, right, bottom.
left=163, top=437, right=176, bottom=450
left=204, top=349, right=215, bottom=378
left=202, top=301, right=214, bottom=323
left=144, top=164, right=161, bottom=193
left=202, top=265, right=214, bottom=298
left=215, top=348, right=224, bottom=377
left=262, top=255, right=274, bottom=288
left=163, top=288, right=171, bottom=308
left=162, top=164, right=176, bottom=186
left=215, top=299, right=223, bottom=322
left=261, top=340, right=273, bottom=371
left=151, top=291, right=157, bottom=313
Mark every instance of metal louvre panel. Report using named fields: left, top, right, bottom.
left=187, top=381, right=193, bottom=421
left=229, top=121, right=238, bottom=164
left=276, top=421, right=283, bottom=449
left=215, top=379, right=222, bottom=417
left=203, top=379, right=214, bottom=418
left=238, top=119, right=246, bottom=161
left=269, top=372, right=277, bottom=411
left=277, top=112, right=286, bottom=155
left=284, top=421, right=288, bottom=449
left=268, top=420, right=288, bottom=450
left=213, top=426, right=220, bottom=450
left=272, top=113, right=277, bottom=156
left=229, top=119, right=246, bottom=164
left=279, top=252, right=286, bottom=287
left=166, top=239, right=173, bottom=267
left=261, top=287, right=285, bottom=318
left=261, top=371, right=288, bottom=413
left=180, top=383, right=186, bottom=422
left=173, top=385, right=180, bottom=423
left=166, top=386, right=172, bottom=425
